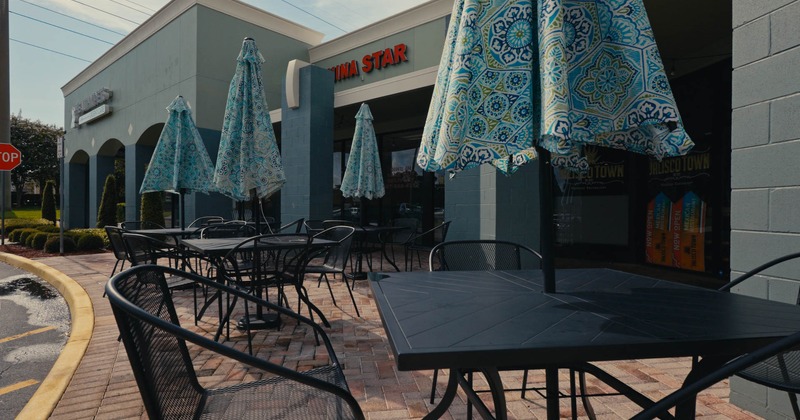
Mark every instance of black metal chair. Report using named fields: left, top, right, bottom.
left=187, top=216, right=225, bottom=228
left=633, top=328, right=800, bottom=419
left=104, top=226, right=128, bottom=278
left=380, top=217, right=419, bottom=271
left=277, top=217, right=305, bottom=234
left=106, top=264, right=364, bottom=420
left=303, top=219, right=325, bottom=236
left=220, top=234, right=325, bottom=354
left=201, top=223, right=256, bottom=238
left=405, top=220, right=451, bottom=271
left=718, top=251, right=800, bottom=418
left=304, top=226, right=358, bottom=315
left=120, top=220, right=164, bottom=230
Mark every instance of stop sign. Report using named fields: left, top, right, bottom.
left=0, top=144, right=22, bottom=171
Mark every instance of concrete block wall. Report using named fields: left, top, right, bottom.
left=730, top=1, right=800, bottom=418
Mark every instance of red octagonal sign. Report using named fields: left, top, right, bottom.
left=0, top=143, right=22, bottom=171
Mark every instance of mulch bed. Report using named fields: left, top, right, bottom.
left=0, top=243, right=109, bottom=259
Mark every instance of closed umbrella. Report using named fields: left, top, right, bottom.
left=213, top=37, right=286, bottom=233
left=140, top=95, right=216, bottom=229
left=417, top=0, right=694, bottom=292
left=341, top=103, right=385, bottom=224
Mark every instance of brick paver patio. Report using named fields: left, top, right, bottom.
left=38, top=250, right=760, bottom=419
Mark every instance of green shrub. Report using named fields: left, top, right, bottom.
left=96, top=174, right=118, bottom=228
left=140, top=191, right=165, bottom=227
left=76, top=233, right=105, bottom=251
left=16, top=228, right=39, bottom=245
left=25, top=233, right=37, bottom=248
left=2, top=219, right=50, bottom=236
left=69, top=228, right=109, bottom=248
left=45, top=236, right=76, bottom=253
left=116, top=203, right=126, bottom=225
left=41, top=180, right=57, bottom=225
left=31, top=232, right=52, bottom=249
left=36, top=225, right=61, bottom=233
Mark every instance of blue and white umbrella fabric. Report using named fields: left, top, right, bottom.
left=341, top=103, right=385, bottom=200
left=417, top=0, right=694, bottom=176
left=213, top=38, right=286, bottom=203
left=416, top=0, right=695, bottom=293
left=140, top=95, right=216, bottom=228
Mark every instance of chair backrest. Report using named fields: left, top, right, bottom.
left=323, top=219, right=355, bottom=229
left=187, top=216, right=224, bottom=228
left=390, top=218, right=420, bottom=243
left=223, top=234, right=313, bottom=287
left=313, top=226, right=356, bottom=272
left=106, top=265, right=204, bottom=418
left=717, top=251, right=800, bottom=406
left=105, top=226, right=128, bottom=261
left=304, top=219, right=325, bottom=236
left=121, top=233, right=172, bottom=266
left=200, top=223, right=256, bottom=238
left=429, top=239, right=542, bottom=271
left=278, top=217, right=305, bottom=234
left=106, top=264, right=365, bottom=420
left=410, top=220, right=451, bottom=247
left=120, top=220, right=164, bottom=230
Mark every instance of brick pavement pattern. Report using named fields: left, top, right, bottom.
left=40, top=251, right=761, bottom=419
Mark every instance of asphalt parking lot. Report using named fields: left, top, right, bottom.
left=0, top=262, right=70, bottom=417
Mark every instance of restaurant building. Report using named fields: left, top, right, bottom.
left=60, top=1, right=799, bottom=416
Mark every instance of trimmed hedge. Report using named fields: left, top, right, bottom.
left=45, top=236, right=76, bottom=253
left=31, top=232, right=54, bottom=250
left=76, top=233, right=105, bottom=251
left=16, top=228, right=39, bottom=245
left=1, top=219, right=51, bottom=237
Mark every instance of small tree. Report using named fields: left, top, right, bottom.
left=96, top=174, right=118, bottom=227
left=41, top=180, right=57, bottom=225
left=140, top=191, right=164, bottom=227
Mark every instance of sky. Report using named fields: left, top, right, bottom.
left=8, top=0, right=431, bottom=128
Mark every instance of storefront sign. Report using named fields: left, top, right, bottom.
left=72, top=87, right=113, bottom=128
left=77, top=104, right=112, bottom=125
left=329, top=43, right=409, bottom=82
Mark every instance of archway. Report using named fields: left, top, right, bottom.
left=65, top=150, right=90, bottom=228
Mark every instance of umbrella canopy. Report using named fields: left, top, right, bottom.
left=341, top=103, right=385, bottom=200
left=416, top=0, right=694, bottom=293
left=140, top=95, right=217, bottom=228
left=213, top=37, right=286, bottom=203
left=417, top=0, right=693, bottom=176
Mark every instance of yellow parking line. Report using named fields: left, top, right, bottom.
left=0, top=326, right=56, bottom=344
left=0, top=379, right=39, bottom=396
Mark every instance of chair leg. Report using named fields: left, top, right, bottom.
left=343, top=275, right=361, bottom=317
left=320, top=273, right=338, bottom=306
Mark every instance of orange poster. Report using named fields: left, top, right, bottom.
left=645, top=193, right=671, bottom=266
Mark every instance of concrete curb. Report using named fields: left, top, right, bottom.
left=0, top=253, right=94, bottom=420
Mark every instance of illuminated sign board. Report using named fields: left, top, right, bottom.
left=329, top=43, right=409, bottom=82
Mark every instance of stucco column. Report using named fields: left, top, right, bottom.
left=280, top=65, right=334, bottom=223
left=64, top=161, right=88, bottom=229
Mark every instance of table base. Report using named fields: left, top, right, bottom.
left=237, top=313, right=281, bottom=330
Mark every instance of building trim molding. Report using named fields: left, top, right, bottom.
left=62, top=0, right=323, bottom=96
left=308, top=0, right=452, bottom=63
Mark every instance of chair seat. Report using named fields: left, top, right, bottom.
left=200, top=365, right=352, bottom=420
left=737, top=353, right=800, bottom=393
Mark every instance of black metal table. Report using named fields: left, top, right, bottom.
left=181, top=235, right=334, bottom=331
left=368, top=268, right=800, bottom=419
left=347, top=225, right=405, bottom=278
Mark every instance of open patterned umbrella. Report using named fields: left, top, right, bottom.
left=213, top=37, right=285, bottom=230
left=417, top=0, right=693, bottom=291
left=140, top=95, right=216, bottom=228
left=341, top=103, right=385, bottom=201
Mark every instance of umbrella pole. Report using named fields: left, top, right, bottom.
left=251, top=188, right=260, bottom=234
left=538, top=148, right=555, bottom=293
left=180, top=188, right=186, bottom=230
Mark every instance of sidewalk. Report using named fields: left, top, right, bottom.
left=13, top=251, right=761, bottom=419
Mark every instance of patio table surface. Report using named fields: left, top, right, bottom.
left=35, top=250, right=765, bottom=419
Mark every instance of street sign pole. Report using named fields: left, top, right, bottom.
left=1, top=170, right=4, bottom=245
left=58, top=136, right=63, bottom=254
